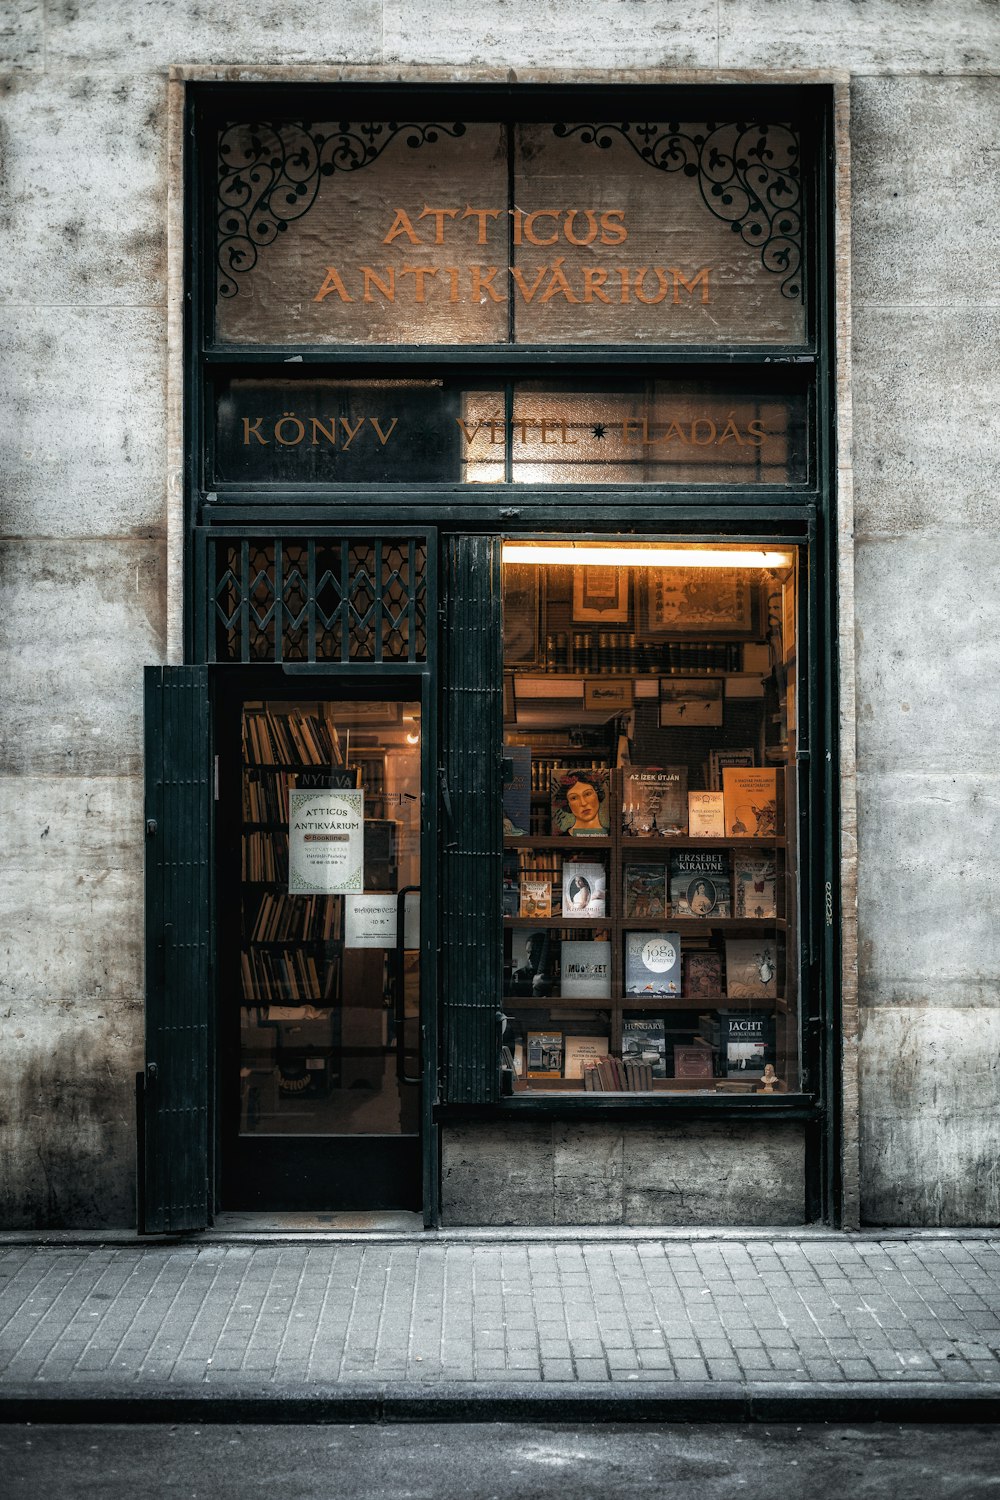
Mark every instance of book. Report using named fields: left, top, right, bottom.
left=624, top=932, right=681, bottom=996
left=520, top=879, right=552, bottom=918
left=708, top=746, right=755, bottom=792
left=561, top=939, right=612, bottom=999
left=551, top=767, right=611, bottom=837
left=733, top=853, right=778, bottom=919
left=564, top=1034, right=610, bottom=1079
left=509, top=929, right=555, bottom=997
left=717, top=1010, right=773, bottom=1078
left=622, top=1017, right=668, bottom=1077
left=659, top=676, right=724, bottom=727
left=502, top=745, right=532, bottom=836
left=683, top=950, right=722, bottom=998
left=725, top=938, right=779, bottom=1000
left=502, top=849, right=520, bottom=917
left=669, top=850, right=732, bottom=918
left=673, top=1044, right=714, bottom=1080
left=722, top=768, right=778, bottom=837
left=561, top=861, right=606, bottom=918
left=687, top=790, right=725, bottom=838
left=526, top=1030, right=563, bottom=1078
left=623, top=864, right=667, bottom=919
left=622, top=766, right=687, bottom=837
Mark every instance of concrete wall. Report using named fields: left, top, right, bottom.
left=1, top=3, right=997, bottom=1226
left=442, top=1123, right=806, bottom=1227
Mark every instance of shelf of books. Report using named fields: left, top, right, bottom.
left=240, top=705, right=355, bottom=1009
left=502, top=745, right=798, bottom=1097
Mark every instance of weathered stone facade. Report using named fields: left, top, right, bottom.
left=1, top=3, right=997, bottom=1227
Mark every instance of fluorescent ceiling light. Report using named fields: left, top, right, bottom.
left=501, top=543, right=793, bottom=569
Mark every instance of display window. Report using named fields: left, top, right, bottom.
left=501, top=540, right=800, bottom=1097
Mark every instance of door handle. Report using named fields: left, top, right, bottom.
left=394, top=885, right=421, bottom=1086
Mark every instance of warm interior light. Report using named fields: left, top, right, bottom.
left=405, top=730, right=421, bottom=745
left=501, top=543, right=793, bottom=569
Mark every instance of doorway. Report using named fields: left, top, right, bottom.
left=216, top=672, right=424, bottom=1211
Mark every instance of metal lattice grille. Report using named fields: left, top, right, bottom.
left=209, top=536, right=428, bottom=663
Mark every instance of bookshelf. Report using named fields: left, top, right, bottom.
left=503, top=764, right=793, bottom=1094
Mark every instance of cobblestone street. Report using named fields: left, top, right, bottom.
left=2, top=1235, right=999, bottom=1392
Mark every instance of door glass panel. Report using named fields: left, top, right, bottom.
left=237, top=698, right=421, bottom=1136
left=501, top=541, right=800, bottom=1096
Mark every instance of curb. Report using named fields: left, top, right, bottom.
left=2, top=1381, right=999, bottom=1425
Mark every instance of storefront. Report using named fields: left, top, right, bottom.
left=140, top=81, right=843, bottom=1230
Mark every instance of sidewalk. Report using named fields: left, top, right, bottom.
left=1, top=1232, right=999, bottom=1422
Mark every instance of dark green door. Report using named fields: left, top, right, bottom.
left=216, top=670, right=426, bottom=1211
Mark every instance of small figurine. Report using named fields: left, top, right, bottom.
left=760, top=1063, right=780, bottom=1094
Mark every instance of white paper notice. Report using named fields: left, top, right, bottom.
left=345, top=892, right=420, bottom=950
left=288, top=789, right=364, bottom=894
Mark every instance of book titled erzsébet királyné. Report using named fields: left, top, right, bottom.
left=622, top=766, right=687, bottom=837
left=624, top=931, right=681, bottom=995
left=669, top=850, right=731, bottom=918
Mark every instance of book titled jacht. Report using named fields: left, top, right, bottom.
left=669, top=850, right=731, bottom=918
left=561, top=939, right=612, bottom=999
left=712, top=1010, right=774, bottom=1078
left=622, top=766, right=687, bottom=837
left=622, top=1017, right=668, bottom=1077
left=624, top=931, right=681, bottom=995
left=722, top=768, right=778, bottom=838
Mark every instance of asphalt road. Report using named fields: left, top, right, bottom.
left=2, top=1422, right=999, bottom=1499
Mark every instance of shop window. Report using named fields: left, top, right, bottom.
left=207, top=534, right=429, bottom=663
left=501, top=540, right=799, bottom=1096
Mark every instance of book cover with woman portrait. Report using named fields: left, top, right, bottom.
left=550, top=767, right=611, bottom=837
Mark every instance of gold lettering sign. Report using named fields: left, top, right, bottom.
left=215, top=121, right=804, bottom=347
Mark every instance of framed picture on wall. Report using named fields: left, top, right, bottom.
left=573, top=567, right=629, bottom=624
left=503, top=563, right=544, bottom=666
left=643, top=568, right=760, bottom=639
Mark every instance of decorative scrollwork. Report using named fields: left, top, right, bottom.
left=553, top=121, right=802, bottom=300
left=216, top=121, right=466, bottom=297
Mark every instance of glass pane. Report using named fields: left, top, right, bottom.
left=501, top=541, right=800, bottom=1097
left=213, top=117, right=806, bottom=349
left=216, top=121, right=509, bottom=346
left=511, top=123, right=805, bottom=346
left=506, top=381, right=806, bottom=485
left=213, top=378, right=805, bottom=487
left=237, top=698, right=421, bottom=1136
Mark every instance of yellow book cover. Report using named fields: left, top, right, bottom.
left=722, top=768, right=777, bottom=838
